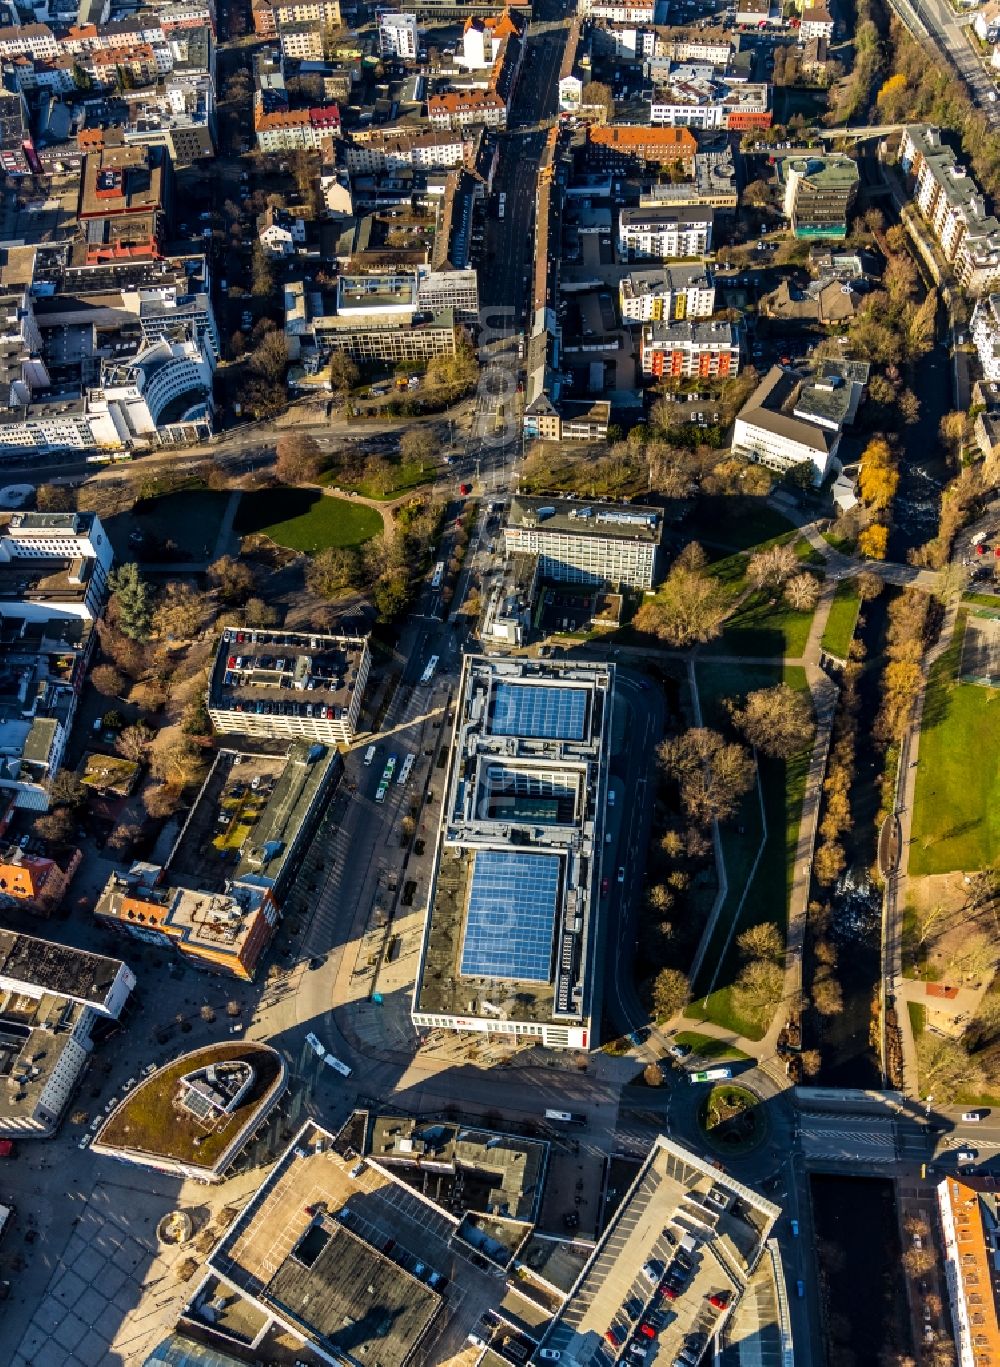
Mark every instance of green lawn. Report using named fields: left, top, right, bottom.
left=686, top=496, right=796, bottom=552
left=673, top=1031, right=751, bottom=1062
left=107, top=487, right=231, bottom=563
left=907, top=1000, right=925, bottom=1038
left=821, top=580, right=861, bottom=660
left=704, top=590, right=815, bottom=660
left=702, top=540, right=817, bottom=659
left=689, top=662, right=811, bottom=1039
left=909, top=619, right=1000, bottom=875
left=235, top=488, right=383, bottom=551
left=323, top=460, right=431, bottom=501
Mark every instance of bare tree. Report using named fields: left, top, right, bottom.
left=208, top=555, right=254, bottom=604
left=652, top=967, right=690, bottom=1020
left=729, top=684, right=815, bottom=759
left=275, top=433, right=323, bottom=485
left=747, top=542, right=798, bottom=589
left=785, top=572, right=821, bottom=612
left=658, top=729, right=755, bottom=826
left=737, top=921, right=784, bottom=964
left=116, top=722, right=154, bottom=763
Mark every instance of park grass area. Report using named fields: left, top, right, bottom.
left=235, top=487, right=382, bottom=552
left=703, top=541, right=816, bottom=659
left=822, top=529, right=856, bottom=554
left=963, top=593, right=1000, bottom=614
left=687, top=662, right=811, bottom=1039
left=900, top=903, right=940, bottom=982
left=907, top=1001, right=925, bottom=1037
left=909, top=617, right=1000, bottom=876
left=323, top=460, right=430, bottom=501
left=673, top=1031, right=751, bottom=1062
left=706, top=591, right=815, bottom=660
left=107, top=487, right=231, bottom=563
left=686, top=496, right=796, bottom=552
left=821, top=580, right=862, bottom=660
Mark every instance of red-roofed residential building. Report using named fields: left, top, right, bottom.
left=0, top=846, right=81, bottom=918
left=428, top=89, right=507, bottom=130
left=254, top=99, right=340, bottom=150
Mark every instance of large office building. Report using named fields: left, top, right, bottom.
left=504, top=496, right=664, bottom=590
left=412, top=656, right=614, bottom=1051
left=732, top=361, right=869, bottom=483
left=781, top=154, right=859, bottom=240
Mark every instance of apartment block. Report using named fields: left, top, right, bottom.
left=900, top=125, right=1000, bottom=294
left=972, top=293, right=1000, bottom=382
left=0, top=929, right=134, bottom=1136
left=619, top=265, right=716, bottom=322
left=586, top=123, right=698, bottom=171
left=937, top=1174, right=1000, bottom=1367
left=379, top=10, right=419, bottom=57
left=640, top=318, right=741, bottom=379
left=618, top=205, right=714, bottom=260
left=428, top=90, right=507, bottom=130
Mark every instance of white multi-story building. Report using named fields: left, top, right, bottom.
left=618, top=205, right=713, bottom=260
left=900, top=125, right=1000, bottom=294
left=0, top=928, right=134, bottom=1137
left=207, top=629, right=370, bottom=745
left=619, top=265, right=716, bottom=322
left=89, top=332, right=214, bottom=448
left=344, top=128, right=469, bottom=173
left=972, top=293, right=1000, bottom=382
left=0, top=23, right=59, bottom=58
left=732, top=361, right=868, bottom=483
left=0, top=510, right=113, bottom=626
left=576, top=0, right=655, bottom=20
left=378, top=10, right=419, bottom=58
left=412, top=655, right=615, bottom=1051
left=504, top=496, right=664, bottom=589
left=416, top=267, right=479, bottom=320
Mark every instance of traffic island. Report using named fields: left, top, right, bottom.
left=697, top=1083, right=769, bottom=1156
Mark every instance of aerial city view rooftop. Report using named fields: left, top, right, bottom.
left=0, top=0, right=998, bottom=1359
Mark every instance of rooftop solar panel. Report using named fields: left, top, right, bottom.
left=460, top=850, right=560, bottom=983
left=491, top=683, right=587, bottom=741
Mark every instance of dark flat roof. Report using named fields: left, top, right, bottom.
left=0, top=929, right=125, bottom=1006
left=266, top=1221, right=440, bottom=1367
